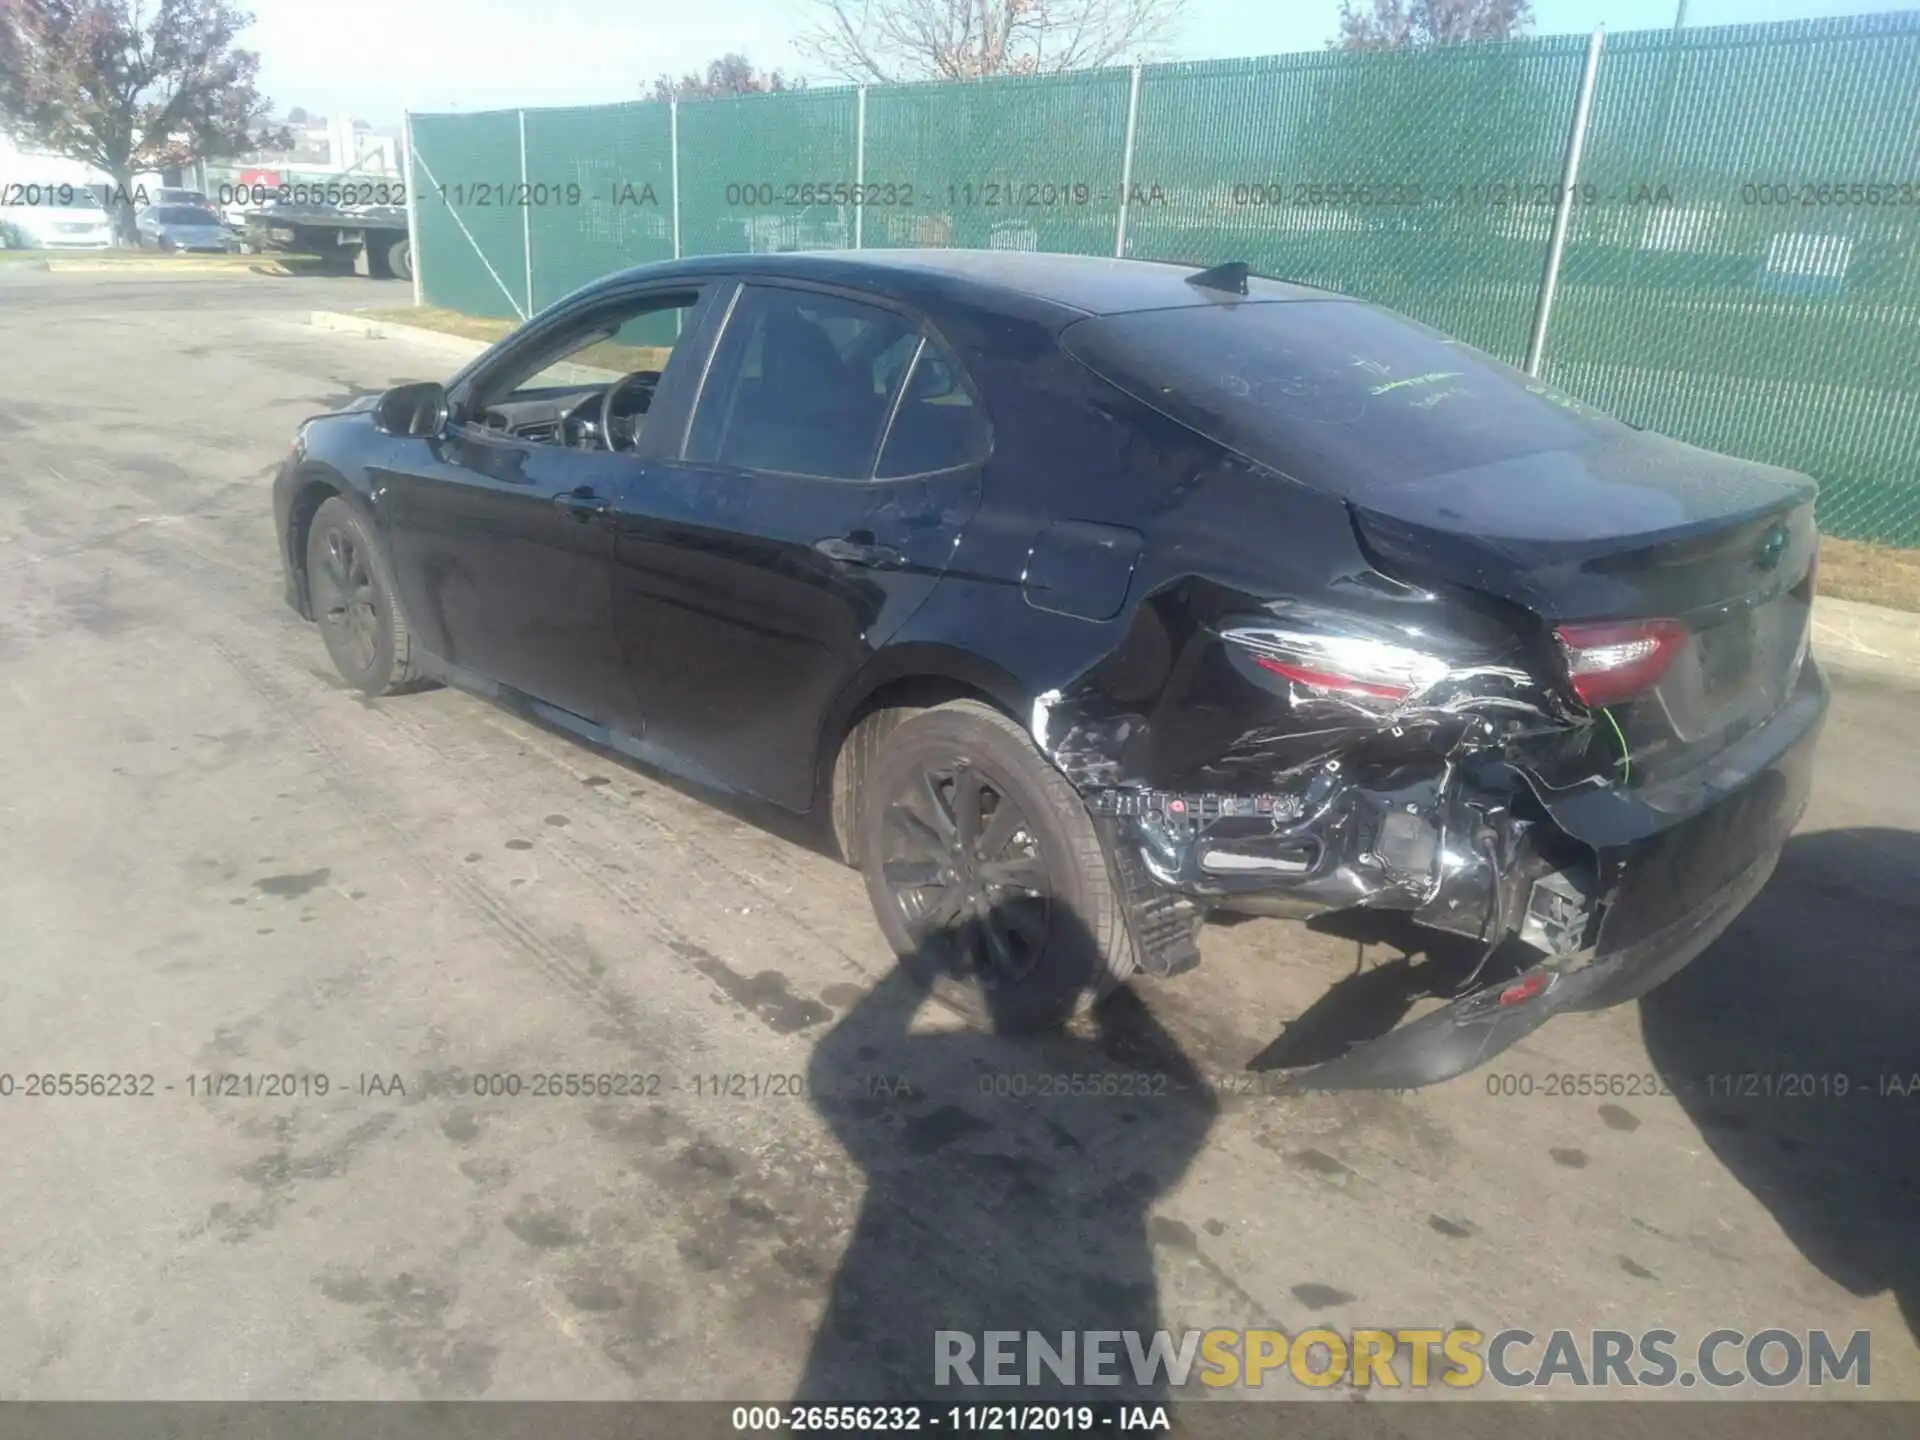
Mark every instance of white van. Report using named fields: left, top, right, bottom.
left=0, top=180, right=114, bottom=249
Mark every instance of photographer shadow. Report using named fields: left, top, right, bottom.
left=794, top=906, right=1220, bottom=1403
left=1640, top=826, right=1920, bottom=1342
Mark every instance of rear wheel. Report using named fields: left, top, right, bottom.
left=856, top=700, right=1137, bottom=1033
left=386, top=238, right=412, bottom=282
left=305, top=497, right=427, bottom=696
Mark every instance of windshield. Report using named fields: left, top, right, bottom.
left=1060, top=300, right=1629, bottom=492
left=156, top=206, right=221, bottom=224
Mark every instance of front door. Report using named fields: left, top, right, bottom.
left=607, top=281, right=990, bottom=809
left=382, top=432, right=630, bottom=721
left=380, top=287, right=709, bottom=724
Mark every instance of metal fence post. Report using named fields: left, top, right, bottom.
left=402, top=110, right=423, bottom=306
left=1114, top=64, right=1143, bottom=259
left=670, top=100, right=682, bottom=260
left=1524, top=27, right=1605, bottom=377
left=518, top=109, right=534, bottom=316
left=854, top=87, right=867, bottom=250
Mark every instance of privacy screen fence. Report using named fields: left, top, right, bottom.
left=406, top=11, right=1920, bottom=547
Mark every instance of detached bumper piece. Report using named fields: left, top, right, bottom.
left=1100, top=816, right=1204, bottom=979
left=1275, top=845, right=1780, bottom=1093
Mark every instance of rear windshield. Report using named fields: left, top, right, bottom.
left=156, top=206, right=221, bottom=224
left=1060, top=300, right=1627, bottom=490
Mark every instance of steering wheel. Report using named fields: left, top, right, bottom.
left=599, top=369, right=662, bottom=452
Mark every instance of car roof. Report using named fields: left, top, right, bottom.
left=581, top=249, right=1350, bottom=322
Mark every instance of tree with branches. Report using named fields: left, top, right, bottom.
left=648, top=53, right=799, bottom=103
left=0, top=0, right=286, bottom=238
left=797, top=0, right=1188, bottom=84
left=1334, top=0, right=1534, bottom=51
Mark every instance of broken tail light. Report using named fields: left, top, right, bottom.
left=1553, top=619, right=1688, bottom=708
left=1224, top=626, right=1452, bottom=706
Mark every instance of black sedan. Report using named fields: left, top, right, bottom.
left=271, top=250, right=1826, bottom=1089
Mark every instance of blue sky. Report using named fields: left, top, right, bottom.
left=245, top=0, right=1892, bottom=126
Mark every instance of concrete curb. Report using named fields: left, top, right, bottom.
left=307, top=311, right=620, bottom=383
left=1813, top=595, right=1920, bottom=682
left=304, top=309, right=1920, bottom=687
left=45, top=257, right=296, bottom=276
left=307, top=309, right=500, bottom=363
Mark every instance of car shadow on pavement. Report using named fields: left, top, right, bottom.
left=1639, top=826, right=1920, bottom=1343
left=793, top=908, right=1220, bottom=1403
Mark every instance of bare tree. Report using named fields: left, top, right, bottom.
left=648, top=53, right=800, bottom=103
left=798, top=0, right=1188, bottom=84
left=1334, top=0, right=1534, bottom=51
left=0, top=0, right=286, bottom=238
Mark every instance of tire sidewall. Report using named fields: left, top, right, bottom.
left=857, top=705, right=1104, bottom=1031
left=306, top=497, right=400, bottom=695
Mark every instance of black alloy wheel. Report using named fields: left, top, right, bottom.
left=312, top=524, right=380, bottom=677
left=855, top=699, right=1138, bottom=1033
left=303, top=496, right=426, bottom=696
left=879, top=759, right=1052, bottom=990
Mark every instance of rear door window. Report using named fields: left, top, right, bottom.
left=1060, top=300, right=1626, bottom=492
left=685, top=285, right=919, bottom=481
left=876, top=340, right=990, bottom=478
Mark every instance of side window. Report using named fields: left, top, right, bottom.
left=468, top=292, right=698, bottom=410
left=686, top=285, right=919, bottom=480
left=876, top=341, right=990, bottom=478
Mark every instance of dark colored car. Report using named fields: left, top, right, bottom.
left=271, top=251, right=1826, bottom=1089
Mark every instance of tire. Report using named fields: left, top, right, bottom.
left=304, top=497, right=427, bottom=696
left=856, top=699, right=1138, bottom=1033
left=831, top=704, right=919, bottom=867
left=386, top=238, right=412, bottom=282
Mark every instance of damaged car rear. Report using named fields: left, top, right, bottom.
left=1013, top=266, right=1826, bottom=1089
left=273, top=249, right=1824, bottom=1093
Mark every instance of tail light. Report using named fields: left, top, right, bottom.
left=1224, top=626, right=1451, bottom=706
left=1553, top=619, right=1687, bottom=708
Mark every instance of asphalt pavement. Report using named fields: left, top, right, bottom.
left=0, top=269, right=1914, bottom=1405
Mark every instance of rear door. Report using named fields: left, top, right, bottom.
left=607, top=279, right=989, bottom=809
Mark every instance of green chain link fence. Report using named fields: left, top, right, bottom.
left=405, top=12, right=1920, bottom=547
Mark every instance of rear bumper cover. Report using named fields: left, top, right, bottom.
left=1276, top=840, right=1784, bottom=1092
left=1189, top=659, right=1826, bottom=1092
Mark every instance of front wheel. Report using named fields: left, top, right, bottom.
left=304, top=497, right=427, bottom=696
left=856, top=700, right=1138, bottom=1033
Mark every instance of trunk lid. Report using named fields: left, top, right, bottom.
left=1351, top=435, right=1818, bottom=791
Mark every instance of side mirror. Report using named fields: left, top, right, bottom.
left=373, top=381, right=449, bottom=438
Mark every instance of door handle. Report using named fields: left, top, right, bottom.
left=814, top=535, right=905, bottom=568
left=553, top=486, right=611, bottom=521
